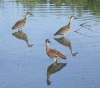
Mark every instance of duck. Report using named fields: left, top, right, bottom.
left=12, top=12, right=33, bottom=31
left=54, top=16, right=77, bottom=37
left=46, top=39, right=67, bottom=62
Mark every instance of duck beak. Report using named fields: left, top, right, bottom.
left=30, top=14, right=33, bottom=16
left=74, top=17, right=77, bottom=19
left=48, top=41, right=51, bottom=43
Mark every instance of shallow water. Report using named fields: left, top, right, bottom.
left=0, top=0, right=100, bottom=88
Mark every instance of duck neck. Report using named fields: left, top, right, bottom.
left=24, top=15, right=28, bottom=19
left=67, top=19, right=72, bottom=29
left=46, top=42, right=49, bottom=51
left=69, top=19, right=72, bottom=24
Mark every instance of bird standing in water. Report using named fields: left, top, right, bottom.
left=46, top=39, right=67, bottom=62
left=12, top=12, right=33, bottom=31
left=54, top=16, right=77, bottom=37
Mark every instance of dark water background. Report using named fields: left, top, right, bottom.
left=0, top=0, right=100, bottom=88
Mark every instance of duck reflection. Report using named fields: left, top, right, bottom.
left=54, top=37, right=78, bottom=56
left=12, top=31, right=33, bottom=47
left=47, top=62, right=67, bottom=85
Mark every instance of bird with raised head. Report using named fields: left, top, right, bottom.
left=54, top=16, right=77, bottom=37
left=46, top=39, right=67, bottom=62
left=12, top=12, right=33, bottom=31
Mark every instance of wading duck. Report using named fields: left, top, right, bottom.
left=46, top=39, right=67, bottom=62
left=12, top=12, right=33, bottom=31
left=54, top=16, right=77, bottom=37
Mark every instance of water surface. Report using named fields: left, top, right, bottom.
left=0, top=0, right=100, bottom=88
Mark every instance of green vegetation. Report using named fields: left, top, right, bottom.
left=3, top=0, right=100, bottom=15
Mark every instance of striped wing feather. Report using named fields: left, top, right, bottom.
left=12, top=19, right=27, bottom=29
left=54, top=23, right=71, bottom=36
left=48, top=48, right=67, bottom=60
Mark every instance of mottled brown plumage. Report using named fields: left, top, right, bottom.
left=12, top=12, right=32, bottom=31
left=46, top=39, right=67, bottom=62
left=54, top=16, right=77, bottom=37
